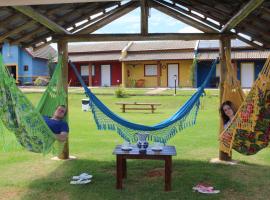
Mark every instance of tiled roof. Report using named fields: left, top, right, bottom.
left=198, top=39, right=250, bottom=49
left=121, top=51, right=194, bottom=61
left=68, top=41, right=129, bottom=53
left=69, top=53, right=120, bottom=62
left=127, top=40, right=197, bottom=51
left=198, top=50, right=270, bottom=60
left=26, top=45, right=57, bottom=60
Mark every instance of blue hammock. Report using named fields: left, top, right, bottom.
left=70, top=59, right=218, bottom=143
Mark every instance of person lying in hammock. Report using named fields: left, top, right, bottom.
left=43, top=105, right=69, bottom=142
left=220, top=101, right=235, bottom=129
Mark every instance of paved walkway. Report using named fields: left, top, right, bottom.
left=146, top=88, right=167, bottom=94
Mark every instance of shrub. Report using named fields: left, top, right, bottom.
left=115, top=87, right=128, bottom=98
left=34, top=77, right=49, bottom=86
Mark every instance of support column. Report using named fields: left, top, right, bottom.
left=88, top=62, right=92, bottom=87
left=57, top=39, right=69, bottom=159
left=121, top=62, right=126, bottom=87
left=219, top=36, right=232, bottom=161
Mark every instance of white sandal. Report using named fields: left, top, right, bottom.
left=72, top=173, right=93, bottom=180
left=70, top=179, right=91, bottom=185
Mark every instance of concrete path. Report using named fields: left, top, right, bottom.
left=146, top=88, right=167, bottom=94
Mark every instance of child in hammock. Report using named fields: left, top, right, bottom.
left=220, top=101, right=235, bottom=129
left=43, top=105, right=69, bottom=142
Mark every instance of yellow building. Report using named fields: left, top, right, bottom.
left=120, top=41, right=197, bottom=88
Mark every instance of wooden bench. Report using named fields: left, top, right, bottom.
left=116, top=102, right=161, bottom=113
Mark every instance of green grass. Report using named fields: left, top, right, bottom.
left=1, top=92, right=270, bottom=200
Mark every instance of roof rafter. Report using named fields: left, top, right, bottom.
left=53, top=33, right=236, bottom=42
left=0, top=21, right=37, bottom=42
left=0, top=0, right=120, bottom=6
left=11, top=3, right=106, bottom=45
left=13, top=5, right=71, bottom=34
left=221, top=0, right=265, bottom=33
left=157, top=0, right=221, bottom=30
left=21, top=2, right=121, bottom=47
left=150, top=0, right=217, bottom=33
left=77, top=1, right=140, bottom=34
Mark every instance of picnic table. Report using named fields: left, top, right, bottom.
left=113, top=145, right=176, bottom=191
left=116, top=102, right=161, bottom=113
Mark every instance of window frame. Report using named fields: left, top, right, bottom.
left=144, top=64, right=158, bottom=77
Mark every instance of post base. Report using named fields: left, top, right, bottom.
left=210, top=158, right=238, bottom=165
left=51, top=155, right=77, bottom=161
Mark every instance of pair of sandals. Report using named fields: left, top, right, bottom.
left=193, top=183, right=220, bottom=194
left=70, top=173, right=93, bottom=185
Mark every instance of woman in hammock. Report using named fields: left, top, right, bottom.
left=220, top=101, right=235, bottom=129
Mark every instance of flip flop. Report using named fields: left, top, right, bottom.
left=192, top=184, right=214, bottom=191
left=72, top=173, right=93, bottom=180
left=197, top=187, right=220, bottom=194
left=70, top=179, right=91, bottom=185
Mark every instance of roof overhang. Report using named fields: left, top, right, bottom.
left=0, top=0, right=120, bottom=6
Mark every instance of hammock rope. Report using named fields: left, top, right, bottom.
left=0, top=54, right=67, bottom=154
left=220, top=55, right=270, bottom=155
left=70, top=58, right=218, bottom=143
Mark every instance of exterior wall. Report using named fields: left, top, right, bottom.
left=19, top=49, right=33, bottom=83
left=32, top=58, right=49, bottom=77
left=197, top=59, right=265, bottom=88
left=111, top=62, right=122, bottom=85
left=236, top=59, right=264, bottom=83
left=124, top=60, right=193, bottom=88
left=2, top=43, right=20, bottom=82
left=68, top=61, right=122, bottom=86
left=178, top=60, right=193, bottom=87
left=2, top=43, right=50, bottom=84
left=196, top=61, right=218, bottom=88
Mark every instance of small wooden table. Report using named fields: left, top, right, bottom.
left=115, top=102, right=161, bottom=113
left=113, top=145, right=176, bottom=191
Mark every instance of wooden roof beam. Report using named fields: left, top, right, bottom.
left=150, top=0, right=217, bottom=33
left=12, top=5, right=71, bottom=34
left=53, top=33, right=236, bottom=42
left=157, top=0, right=221, bottom=30
left=77, top=1, right=139, bottom=34
left=21, top=3, right=119, bottom=47
left=0, top=0, right=120, bottom=6
left=221, top=0, right=265, bottom=33
left=141, top=0, right=149, bottom=35
left=0, top=21, right=37, bottom=42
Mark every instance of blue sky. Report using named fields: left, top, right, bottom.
left=95, top=8, right=201, bottom=34
left=51, top=8, right=200, bottom=48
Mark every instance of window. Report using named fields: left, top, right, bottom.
left=145, top=64, right=157, bottom=76
left=80, top=65, right=89, bottom=76
left=24, top=65, right=29, bottom=71
left=92, top=64, right=95, bottom=76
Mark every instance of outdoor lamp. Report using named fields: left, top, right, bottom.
left=173, top=75, right=177, bottom=96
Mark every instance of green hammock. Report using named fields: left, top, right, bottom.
left=0, top=54, right=67, bottom=154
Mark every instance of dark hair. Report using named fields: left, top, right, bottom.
left=219, top=101, right=235, bottom=124
left=56, top=105, right=67, bottom=116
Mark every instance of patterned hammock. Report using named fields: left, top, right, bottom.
left=70, top=59, right=218, bottom=143
left=0, top=54, right=67, bottom=154
left=220, top=55, right=270, bottom=155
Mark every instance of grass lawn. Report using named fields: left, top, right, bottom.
left=1, top=91, right=270, bottom=200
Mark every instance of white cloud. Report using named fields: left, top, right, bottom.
left=178, top=26, right=202, bottom=33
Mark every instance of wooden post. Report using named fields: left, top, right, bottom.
left=219, top=36, right=232, bottom=161
left=121, top=62, right=126, bottom=87
left=141, top=0, right=148, bottom=35
left=157, top=61, right=161, bottom=87
left=57, top=39, right=69, bottom=160
left=88, top=62, right=92, bottom=87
